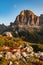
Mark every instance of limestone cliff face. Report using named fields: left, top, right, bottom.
left=14, top=10, right=40, bottom=26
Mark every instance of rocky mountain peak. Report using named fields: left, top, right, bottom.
left=14, top=10, right=39, bottom=27
left=20, top=10, right=35, bottom=16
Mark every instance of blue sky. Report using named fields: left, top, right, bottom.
left=0, top=0, right=43, bottom=25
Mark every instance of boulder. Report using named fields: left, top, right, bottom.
left=3, top=32, right=13, bottom=37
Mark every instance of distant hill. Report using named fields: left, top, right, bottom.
left=0, top=24, right=7, bottom=33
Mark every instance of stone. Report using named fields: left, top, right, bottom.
left=3, top=32, right=13, bottom=37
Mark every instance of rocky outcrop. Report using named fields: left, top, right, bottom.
left=3, top=32, right=13, bottom=37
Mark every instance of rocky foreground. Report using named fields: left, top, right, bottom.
left=0, top=44, right=43, bottom=65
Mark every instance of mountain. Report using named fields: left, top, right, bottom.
left=0, top=10, right=43, bottom=32
left=0, top=10, right=43, bottom=43
left=15, top=10, right=43, bottom=26
left=14, top=10, right=39, bottom=26
left=9, top=10, right=43, bottom=31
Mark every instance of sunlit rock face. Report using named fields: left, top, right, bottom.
left=14, top=10, right=40, bottom=27
left=21, top=10, right=25, bottom=16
